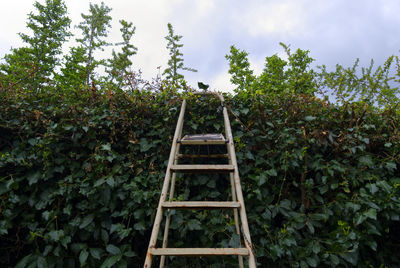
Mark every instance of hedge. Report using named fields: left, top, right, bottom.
left=0, top=88, right=399, bottom=267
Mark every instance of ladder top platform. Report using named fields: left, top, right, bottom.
left=180, top=133, right=226, bottom=145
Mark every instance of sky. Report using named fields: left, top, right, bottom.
left=0, top=0, right=399, bottom=92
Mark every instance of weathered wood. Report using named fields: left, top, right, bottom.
left=151, top=248, right=249, bottom=256
left=145, top=92, right=256, bottom=268
left=159, top=143, right=181, bottom=268
left=162, top=201, right=240, bottom=209
left=180, top=134, right=226, bottom=145
left=222, top=99, right=257, bottom=267
left=171, top=164, right=234, bottom=173
left=177, top=153, right=229, bottom=159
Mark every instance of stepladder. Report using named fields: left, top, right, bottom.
left=144, top=92, right=256, bottom=267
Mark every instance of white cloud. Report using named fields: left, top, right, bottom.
left=239, top=1, right=306, bottom=37
left=210, top=67, right=235, bottom=93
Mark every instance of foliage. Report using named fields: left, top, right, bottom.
left=0, top=0, right=71, bottom=92
left=76, top=2, right=112, bottom=86
left=106, top=20, right=138, bottom=88
left=0, top=1, right=399, bottom=267
left=0, top=87, right=399, bottom=267
left=57, top=46, right=88, bottom=90
left=163, top=23, right=197, bottom=89
left=226, top=43, right=316, bottom=96
left=225, top=45, right=255, bottom=92
left=317, top=56, right=400, bottom=109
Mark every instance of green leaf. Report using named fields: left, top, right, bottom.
left=307, top=221, right=315, bottom=234
left=306, top=256, right=318, bottom=267
left=106, top=177, right=115, bottom=187
left=28, top=171, right=41, bottom=185
left=133, top=221, right=145, bottom=231
left=106, top=244, right=121, bottom=255
left=385, top=161, right=397, bottom=171
left=16, top=254, right=33, bottom=268
left=94, top=178, right=105, bottom=187
left=101, top=143, right=111, bottom=151
left=240, top=107, right=249, bottom=115
left=377, top=180, right=392, bottom=193
left=258, top=173, right=267, bottom=186
left=329, top=254, right=340, bottom=266
left=139, top=138, right=152, bottom=152
left=304, top=115, right=316, bottom=121
left=48, top=230, right=64, bottom=242
left=309, top=213, right=328, bottom=221
left=266, top=168, right=277, bottom=177
left=124, top=251, right=136, bottom=257
left=341, top=251, right=358, bottom=265
left=187, top=219, right=202, bottom=230
left=359, top=155, right=373, bottom=167
left=79, top=214, right=95, bottom=229
left=364, top=208, right=377, bottom=220
left=79, top=249, right=89, bottom=266
left=37, top=256, right=48, bottom=268
left=101, top=229, right=109, bottom=243
left=101, top=255, right=121, bottom=268
left=90, top=248, right=102, bottom=260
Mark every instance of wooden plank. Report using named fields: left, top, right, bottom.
left=162, top=201, right=240, bottom=209
left=177, top=153, right=229, bottom=159
left=180, top=134, right=226, bottom=145
left=171, top=164, right=234, bottom=173
left=151, top=248, right=249, bottom=256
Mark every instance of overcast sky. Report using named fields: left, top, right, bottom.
left=1, top=0, right=399, bottom=92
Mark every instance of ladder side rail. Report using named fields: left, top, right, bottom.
left=144, top=99, right=187, bottom=268
left=159, top=143, right=180, bottom=268
left=221, top=98, right=257, bottom=268
left=229, top=171, right=244, bottom=268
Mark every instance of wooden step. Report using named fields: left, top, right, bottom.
left=180, top=134, right=226, bottom=145
left=150, top=248, right=249, bottom=256
left=177, top=153, right=229, bottom=159
left=162, top=201, right=240, bottom=209
left=171, top=164, right=234, bottom=173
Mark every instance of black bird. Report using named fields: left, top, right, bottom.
left=198, top=82, right=209, bottom=91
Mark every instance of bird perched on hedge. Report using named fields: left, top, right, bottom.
left=198, top=82, right=209, bottom=91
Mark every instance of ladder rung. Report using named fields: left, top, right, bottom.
left=171, top=164, right=234, bottom=173
left=150, top=248, right=249, bottom=256
left=180, top=134, right=226, bottom=145
left=162, top=201, right=240, bottom=209
left=177, top=153, right=229, bottom=159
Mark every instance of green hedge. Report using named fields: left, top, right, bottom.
left=0, top=88, right=399, bottom=267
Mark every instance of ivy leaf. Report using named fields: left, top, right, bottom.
left=364, top=208, right=377, bottom=220
left=37, top=256, right=47, bottom=268
left=133, top=221, right=145, bottom=231
left=79, top=214, right=95, bottom=229
left=101, top=143, right=112, bottom=151
left=187, top=219, right=202, bottom=230
left=266, top=168, right=277, bottom=177
left=359, top=155, right=373, bottom=167
left=48, top=230, right=64, bottom=242
left=377, top=180, right=392, bottom=193
left=28, top=171, right=41, bottom=185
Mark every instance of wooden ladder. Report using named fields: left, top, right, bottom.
left=144, top=92, right=256, bottom=267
